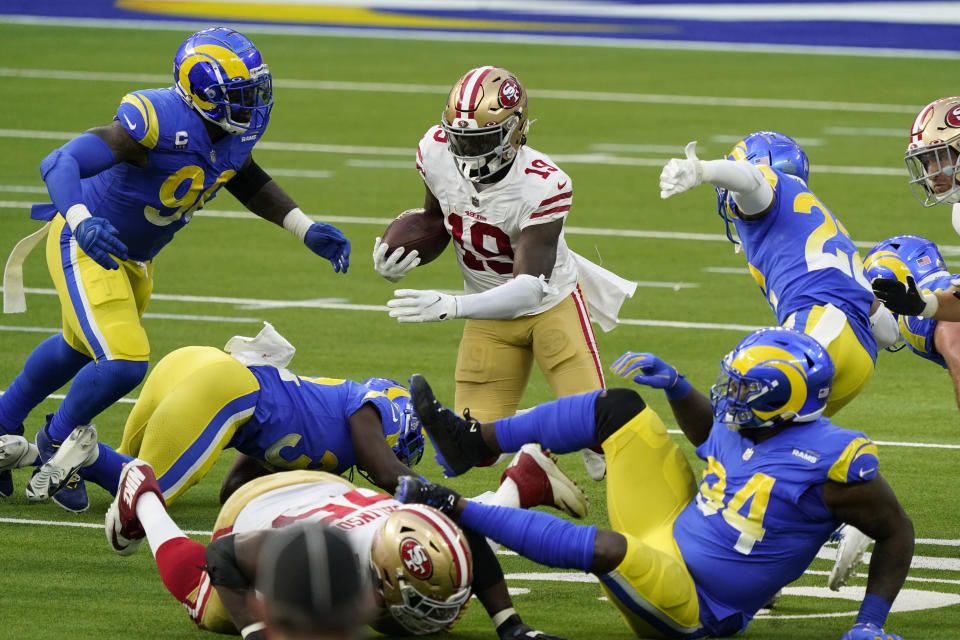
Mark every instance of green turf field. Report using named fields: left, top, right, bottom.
left=0, top=22, right=958, bottom=640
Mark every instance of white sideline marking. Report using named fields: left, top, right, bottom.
left=703, top=266, right=750, bottom=274
left=0, top=69, right=926, bottom=113
left=823, top=126, right=906, bottom=137
left=3, top=16, right=960, bottom=60
left=0, top=517, right=209, bottom=536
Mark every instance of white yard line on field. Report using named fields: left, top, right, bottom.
left=0, top=68, right=927, bottom=113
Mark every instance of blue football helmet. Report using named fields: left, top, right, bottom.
left=863, top=234, right=949, bottom=289
left=173, top=27, right=273, bottom=134
left=362, top=377, right=425, bottom=468
left=710, top=327, right=834, bottom=430
left=716, top=131, right=810, bottom=243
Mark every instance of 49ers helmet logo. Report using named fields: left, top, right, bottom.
left=400, top=538, right=433, bottom=579
left=498, top=78, right=522, bottom=108
left=945, top=105, right=960, bottom=128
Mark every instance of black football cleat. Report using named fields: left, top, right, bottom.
left=409, top=374, right=492, bottom=476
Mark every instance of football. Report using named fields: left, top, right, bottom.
left=381, top=208, right=450, bottom=265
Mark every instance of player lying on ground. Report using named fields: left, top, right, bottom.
left=0, top=27, right=350, bottom=512
left=865, top=235, right=960, bottom=411
left=11, top=324, right=425, bottom=505
left=107, top=453, right=584, bottom=639
left=397, top=327, right=914, bottom=640
left=373, top=65, right=637, bottom=481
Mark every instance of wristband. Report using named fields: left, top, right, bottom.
left=64, top=204, right=93, bottom=232
left=241, top=622, right=266, bottom=639
left=665, top=373, right=692, bottom=401
left=282, top=207, right=313, bottom=241
left=855, top=593, right=892, bottom=628
left=920, top=292, right=939, bottom=318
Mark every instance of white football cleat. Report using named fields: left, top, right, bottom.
left=580, top=447, right=606, bottom=481
left=502, top=444, right=589, bottom=519
left=0, top=434, right=39, bottom=471
left=105, top=459, right=165, bottom=556
left=828, top=525, right=873, bottom=590
left=25, top=424, right=99, bottom=501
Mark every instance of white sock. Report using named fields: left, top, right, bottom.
left=136, top=492, right=187, bottom=557
left=490, top=478, right=521, bottom=508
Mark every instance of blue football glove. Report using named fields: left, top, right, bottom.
left=610, top=351, right=679, bottom=388
left=73, top=217, right=128, bottom=270
left=840, top=623, right=904, bottom=640
left=304, top=222, right=350, bottom=273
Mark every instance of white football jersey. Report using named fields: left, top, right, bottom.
left=231, top=480, right=400, bottom=567
left=417, top=125, right=579, bottom=315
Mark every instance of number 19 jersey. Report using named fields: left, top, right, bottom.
left=417, top=125, right=578, bottom=315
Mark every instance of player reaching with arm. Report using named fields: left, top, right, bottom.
left=0, top=27, right=350, bottom=512
left=373, top=66, right=637, bottom=480
left=865, top=235, right=960, bottom=411
left=396, top=327, right=914, bottom=640
left=659, top=132, right=900, bottom=415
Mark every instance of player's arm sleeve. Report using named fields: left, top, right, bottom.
left=39, top=133, right=117, bottom=217
left=869, top=302, right=900, bottom=350
left=206, top=532, right=269, bottom=638
left=225, top=157, right=274, bottom=206
left=456, top=274, right=552, bottom=319
left=701, top=159, right=774, bottom=215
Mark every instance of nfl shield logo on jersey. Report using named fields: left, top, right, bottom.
left=210, top=150, right=216, bottom=163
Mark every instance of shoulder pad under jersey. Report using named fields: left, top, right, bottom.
left=826, top=435, right=879, bottom=484
left=116, top=88, right=187, bottom=151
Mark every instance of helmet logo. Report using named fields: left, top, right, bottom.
left=945, top=106, right=960, bottom=127
left=498, top=78, right=522, bottom=108
left=400, top=538, right=433, bottom=579
left=457, top=119, right=469, bottom=128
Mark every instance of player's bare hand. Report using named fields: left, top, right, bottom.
left=373, top=237, right=420, bottom=283
left=659, top=141, right=703, bottom=199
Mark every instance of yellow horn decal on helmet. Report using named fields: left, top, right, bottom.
left=731, top=345, right=807, bottom=421
left=178, top=44, right=250, bottom=110
left=729, top=141, right=749, bottom=160
left=864, top=251, right=912, bottom=284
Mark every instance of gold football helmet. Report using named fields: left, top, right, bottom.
left=369, top=504, right=473, bottom=635
left=442, top=66, right=529, bottom=182
left=905, top=96, right=960, bottom=206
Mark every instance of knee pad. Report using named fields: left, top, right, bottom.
left=595, top=388, right=647, bottom=444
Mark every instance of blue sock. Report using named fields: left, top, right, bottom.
left=48, top=359, right=147, bottom=441
left=495, top=390, right=602, bottom=453
left=459, top=501, right=597, bottom=571
left=0, top=334, right=90, bottom=432
left=78, top=444, right=133, bottom=495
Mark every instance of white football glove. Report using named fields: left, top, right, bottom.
left=373, top=237, right=420, bottom=283
left=659, top=141, right=704, bottom=199
left=387, top=289, right=458, bottom=322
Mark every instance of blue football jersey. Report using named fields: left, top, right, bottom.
left=673, top=418, right=878, bottom=635
left=895, top=274, right=954, bottom=369
left=732, top=168, right=876, bottom=359
left=230, top=367, right=399, bottom=475
left=32, top=87, right=267, bottom=261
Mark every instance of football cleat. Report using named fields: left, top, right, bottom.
left=394, top=476, right=462, bottom=516
left=105, top=459, right=165, bottom=556
left=409, top=374, right=492, bottom=477
left=503, top=444, right=588, bottom=519
left=499, top=622, right=567, bottom=640
left=27, top=423, right=99, bottom=512
left=580, top=447, right=606, bottom=482
left=828, top=525, right=873, bottom=590
left=0, top=432, right=38, bottom=498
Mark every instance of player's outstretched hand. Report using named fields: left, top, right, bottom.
left=304, top=222, right=350, bottom=273
left=610, top=351, right=680, bottom=389
left=372, top=237, right=420, bottom=283
left=840, top=622, right=904, bottom=640
left=387, top=289, right=457, bottom=322
left=872, top=275, right=926, bottom=316
left=498, top=621, right=567, bottom=640
left=74, top=217, right=128, bottom=270
left=659, top=141, right=703, bottom=199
